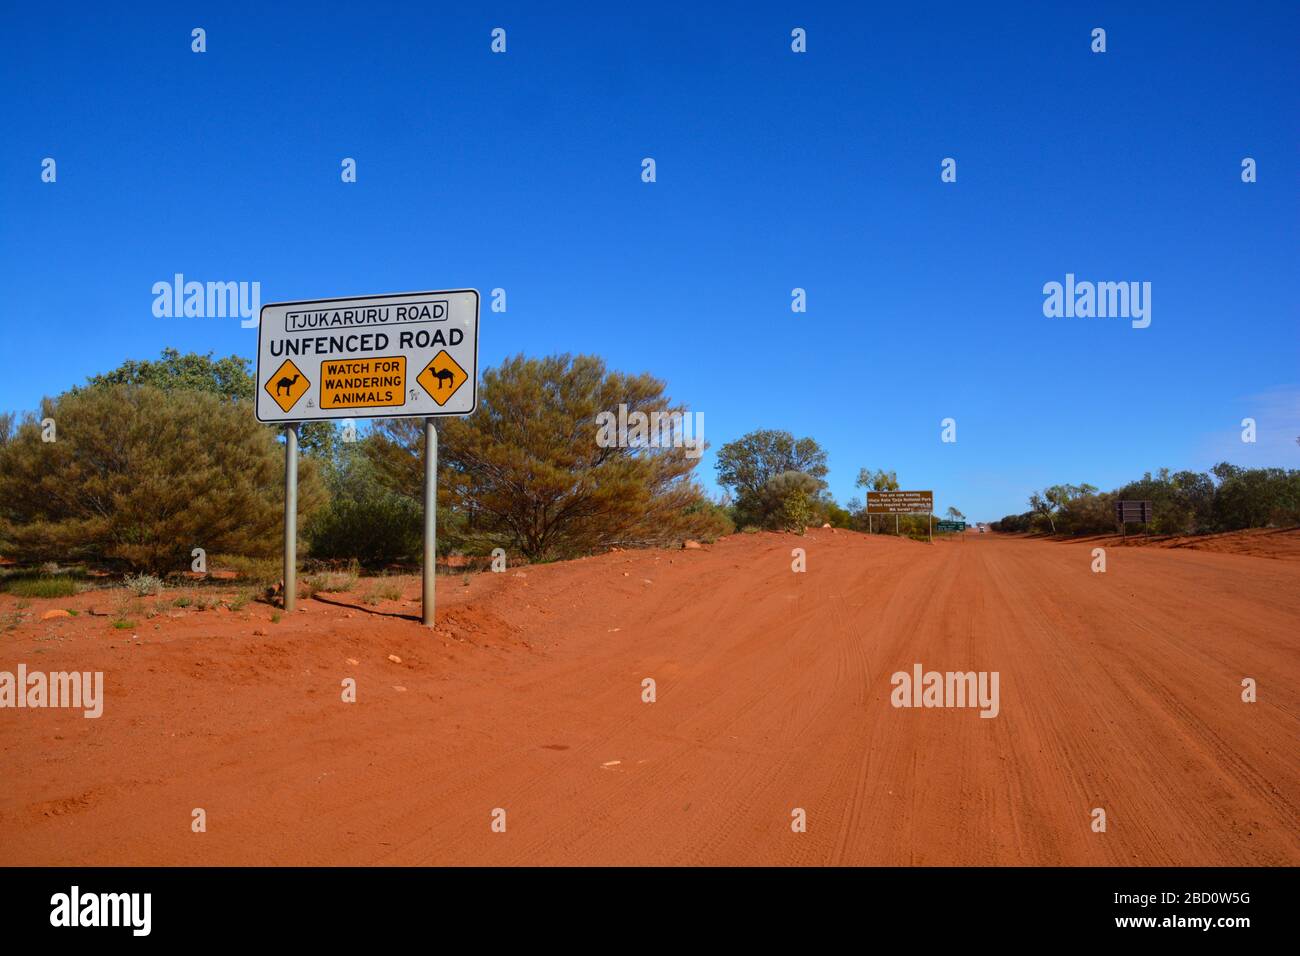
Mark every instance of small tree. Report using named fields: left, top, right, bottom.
left=1028, top=492, right=1055, bottom=532
left=1030, top=484, right=1096, bottom=534
left=855, top=467, right=899, bottom=492
left=853, top=468, right=900, bottom=533
left=367, top=354, right=725, bottom=560
left=83, top=347, right=256, bottom=401
left=716, top=430, right=829, bottom=499
left=717, top=430, right=829, bottom=529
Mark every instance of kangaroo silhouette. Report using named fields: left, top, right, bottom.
left=275, top=374, right=300, bottom=396
left=431, top=368, right=455, bottom=389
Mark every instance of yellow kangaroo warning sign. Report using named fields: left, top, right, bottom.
left=265, top=359, right=310, bottom=413
left=319, top=356, right=406, bottom=410
left=416, top=350, right=468, bottom=406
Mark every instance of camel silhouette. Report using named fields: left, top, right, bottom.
left=276, top=373, right=300, bottom=396
left=431, top=368, right=455, bottom=389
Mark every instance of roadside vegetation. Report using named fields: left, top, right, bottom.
left=2, top=350, right=1295, bottom=587
left=991, top=466, right=1300, bottom=536
left=3, top=575, right=79, bottom=598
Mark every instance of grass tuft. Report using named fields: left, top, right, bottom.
left=5, top=577, right=78, bottom=599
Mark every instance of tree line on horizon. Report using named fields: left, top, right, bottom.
left=2, top=349, right=1292, bottom=575
left=0, top=350, right=731, bottom=573
left=991, top=466, right=1300, bottom=537
left=0, top=350, right=956, bottom=574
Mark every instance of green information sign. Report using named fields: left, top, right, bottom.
left=936, top=520, right=966, bottom=532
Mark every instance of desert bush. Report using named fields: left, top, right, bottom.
left=124, top=573, right=164, bottom=596
left=1013, top=464, right=1300, bottom=536
left=1209, top=464, right=1300, bottom=530
left=759, top=471, right=821, bottom=532
left=0, top=385, right=326, bottom=573
left=307, top=447, right=421, bottom=562
left=823, top=501, right=854, bottom=529
left=990, top=512, right=1034, bottom=533
left=308, top=493, right=421, bottom=563
left=1056, top=491, right=1116, bottom=536
left=682, top=499, right=734, bottom=541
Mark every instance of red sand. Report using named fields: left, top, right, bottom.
left=1, top=531, right=1296, bottom=865
left=1061, top=526, right=1300, bottom=562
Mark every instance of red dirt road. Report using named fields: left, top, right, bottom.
left=1, top=532, right=1296, bottom=865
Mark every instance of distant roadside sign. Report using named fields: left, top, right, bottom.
left=255, top=290, right=480, bottom=422
left=1115, top=500, right=1153, bottom=524
left=936, top=520, right=966, bottom=532
left=866, top=490, right=934, bottom=515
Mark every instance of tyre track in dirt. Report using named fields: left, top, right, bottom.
left=0, top=531, right=1295, bottom=865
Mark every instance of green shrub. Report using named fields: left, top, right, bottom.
left=682, top=499, right=734, bottom=542
left=1010, top=464, right=1300, bottom=536
left=307, top=492, right=421, bottom=564
left=0, top=385, right=327, bottom=573
left=760, top=471, right=821, bottom=532
left=5, top=576, right=77, bottom=598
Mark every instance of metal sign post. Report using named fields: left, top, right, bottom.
left=284, top=423, right=298, bottom=612
left=422, top=419, right=437, bottom=627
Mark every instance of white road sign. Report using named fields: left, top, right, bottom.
left=255, top=289, right=479, bottom=422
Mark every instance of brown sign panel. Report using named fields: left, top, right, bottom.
left=866, top=490, right=934, bottom=515
left=1115, top=500, right=1153, bottom=523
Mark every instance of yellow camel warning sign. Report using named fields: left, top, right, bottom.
left=416, top=350, right=468, bottom=406
left=265, top=359, right=309, bottom=413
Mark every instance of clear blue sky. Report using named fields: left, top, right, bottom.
left=2, top=2, right=1296, bottom=521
